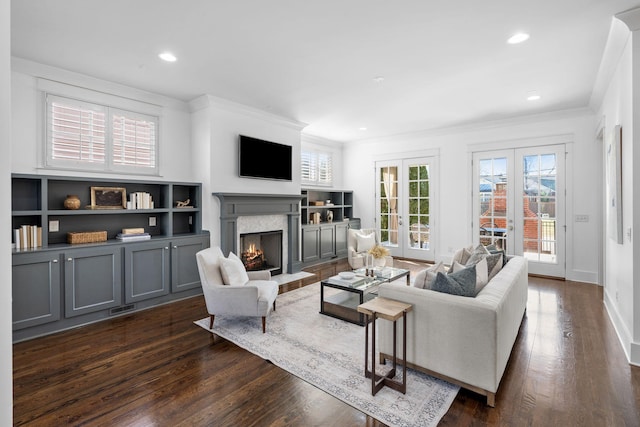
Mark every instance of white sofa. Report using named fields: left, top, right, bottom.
left=377, top=255, right=528, bottom=406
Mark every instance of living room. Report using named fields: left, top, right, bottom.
left=2, top=1, right=640, bottom=425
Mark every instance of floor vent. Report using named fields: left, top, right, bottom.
left=110, top=304, right=135, bottom=315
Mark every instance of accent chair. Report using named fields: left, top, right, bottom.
left=196, top=246, right=279, bottom=333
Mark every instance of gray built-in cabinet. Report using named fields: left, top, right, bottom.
left=11, top=174, right=209, bottom=342
left=300, top=189, right=360, bottom=266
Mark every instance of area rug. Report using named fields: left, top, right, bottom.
left=194, top=282, right=459, bottom=427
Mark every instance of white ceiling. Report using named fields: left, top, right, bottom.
left=10, top=0, right=639, bottom=142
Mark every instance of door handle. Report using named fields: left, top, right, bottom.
left=508, top=225, right=514, bottom=231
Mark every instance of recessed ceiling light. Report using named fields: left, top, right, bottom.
left=159, top=52, right=177, bottom=62
left=507, top=33, right=530, bottom=44
left=372, top=76, right=384, bottom=83
left=527, top=92, right=541, bottom=101
left=359, top=127, right=368, bottom=131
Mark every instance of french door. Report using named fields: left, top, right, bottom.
left=376, top=157, right=437, bottom=262
left=472, top=145, right=565, bottom=277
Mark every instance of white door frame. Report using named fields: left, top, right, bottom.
left=374, top=152, right=438, bottom=262
left=472, top=144, right=566, bottom=278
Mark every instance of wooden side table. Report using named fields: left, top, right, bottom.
left=357, top=297, right=413, bottom=396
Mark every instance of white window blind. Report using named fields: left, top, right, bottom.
left=301, top=149, right=332, bottom=186
left=45, top=94, right=159, bottom=174
left=112, top=112, right=156, bottom=168
left=50, top=101, right=106, bottom=164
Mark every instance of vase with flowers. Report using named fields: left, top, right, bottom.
left=367, top=244, right=390, bottom=268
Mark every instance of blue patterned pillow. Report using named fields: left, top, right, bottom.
left=432, top=264, right=477, bottom=297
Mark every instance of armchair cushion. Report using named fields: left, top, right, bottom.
left=219, top=252, right=249, bottom=286
left=356, top=232, right=376, bottom=252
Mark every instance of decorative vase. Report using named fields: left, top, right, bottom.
left=326, top=210, right=333, bottom=223
left=373, top=256, right=386, bottom=267
left=64, top=194, right=81, bottom=210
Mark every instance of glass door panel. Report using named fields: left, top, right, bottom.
left=378, top=165, right=398, bottom=247
left=376, top=157, right=436, bottom=262
left=477, top=157, right=509, bottom=251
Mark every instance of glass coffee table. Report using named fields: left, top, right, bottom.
left=320, top=267, right=410, bottom=326
left=353, top=266, right=411, bottom=286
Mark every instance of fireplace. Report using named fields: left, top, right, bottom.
left=213, top=193, right=304, bottom=274
left=239, top=230, right=283, bottom=275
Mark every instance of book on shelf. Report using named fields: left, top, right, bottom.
left=122, top=227, right=145, bottom=234
left=127, top=192, right=154, bottom=210
left=115, top=232, right=151, bottom=242
left=14, top=225, right=42, bottom=249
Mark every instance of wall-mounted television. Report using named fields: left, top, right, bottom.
left=238, top=135, right=293, bottom=181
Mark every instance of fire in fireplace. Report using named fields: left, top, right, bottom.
left=239, top=230, right=283, bottom=275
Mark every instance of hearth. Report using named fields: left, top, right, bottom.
left=239, top=230, right=283, bottom=275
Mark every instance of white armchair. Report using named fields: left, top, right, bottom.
left=196, top=246, right=279, bottom=333
left=347, top=228, right=394, bottom=269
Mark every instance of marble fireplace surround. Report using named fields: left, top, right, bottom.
left=213, top=193, right=303, bottom=274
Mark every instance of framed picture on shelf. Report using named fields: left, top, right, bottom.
left=90, top=186, right=127, bottom=209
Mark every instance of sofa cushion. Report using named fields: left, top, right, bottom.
left=452, top=244, right=474, bottom=265
left=452, top=257, right=488, bottom=294
left=413, top=261, right=446, bottom=289
left=219, top=252, right=249, bottom=286
left=466, top=244, right=504, bottom=282
left=432, top=264, right=477, bottom=297
left=356, top=232, right=376, bottom=253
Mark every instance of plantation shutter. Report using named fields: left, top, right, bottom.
left=301, top=150, right=317, bottom=183
left=112, top=112, right=157, bottom=168
left=49, top=97, right=106, bottom=164
left=301, top=150, right=332, bottom=186
left=318, top=153, right=333, bottom=185
left=45, top=93, right=159, bottom=174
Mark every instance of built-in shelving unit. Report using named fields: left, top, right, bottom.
left=11, top=174, right=203, bottom=249
left=11, top=174, right=210, bottom=342
left=301, top=188, right=354, bottom=225
left=300, top=188, right=359, bottom=266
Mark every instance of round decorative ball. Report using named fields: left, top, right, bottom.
left=64, top=195, right=81, bottom=210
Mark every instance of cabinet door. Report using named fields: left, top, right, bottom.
left=64, top=246, right=122, bottom=317
left=12, top=252, right=61, bottom=330
left=124, top=241, right=170, bottom=303
left=302, top=226, right=320, bottom=263
left=335, top=222, right=349, bottom=257
left=319, top=225, right=336, bottom=259
left=171, top=235, right=209, bottom=293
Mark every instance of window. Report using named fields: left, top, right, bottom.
left=46, top=94, right=158, bottom=174
left=301, top=150, right=333, bottom=186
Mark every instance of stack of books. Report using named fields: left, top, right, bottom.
left=116, top=227, right=151, bottom=242
left=14, top=225, right=42, bottom=250
left=127, top=192, right=154, bottom=210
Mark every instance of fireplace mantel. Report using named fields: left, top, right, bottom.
left=213, top=192, right=304, bottom=273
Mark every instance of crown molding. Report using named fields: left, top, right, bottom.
left=188, top=94, right=307, bottom=131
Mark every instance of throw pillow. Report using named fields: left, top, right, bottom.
left=219, top=252, right=249, bottom=286
left=464, top=246, right=504, bottom=283
left=451, top=244, right=474, bottom=265
left=432, top=264, right=477, bottom=297
left=413, top=261, right=446, bottom=289
left=356, top=232, right=376, bottom=253
left=452, top=257, right=488, bottom=294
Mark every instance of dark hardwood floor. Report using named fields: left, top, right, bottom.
left=13, top=258, right=640, bottom=426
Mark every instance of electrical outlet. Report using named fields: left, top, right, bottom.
left=575, top=214, right=589, bottom=223
left=149, top=216, right=156, bottom=227
left=49, top=220, right=59, bottom=232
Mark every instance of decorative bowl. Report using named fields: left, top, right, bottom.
left=338, top=271, right=355, bottom=280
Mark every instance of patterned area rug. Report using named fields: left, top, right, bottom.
left=194, top=282, right=459, bottom=427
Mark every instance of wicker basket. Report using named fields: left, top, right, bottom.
left=67, top=231, right=108, bottom=244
